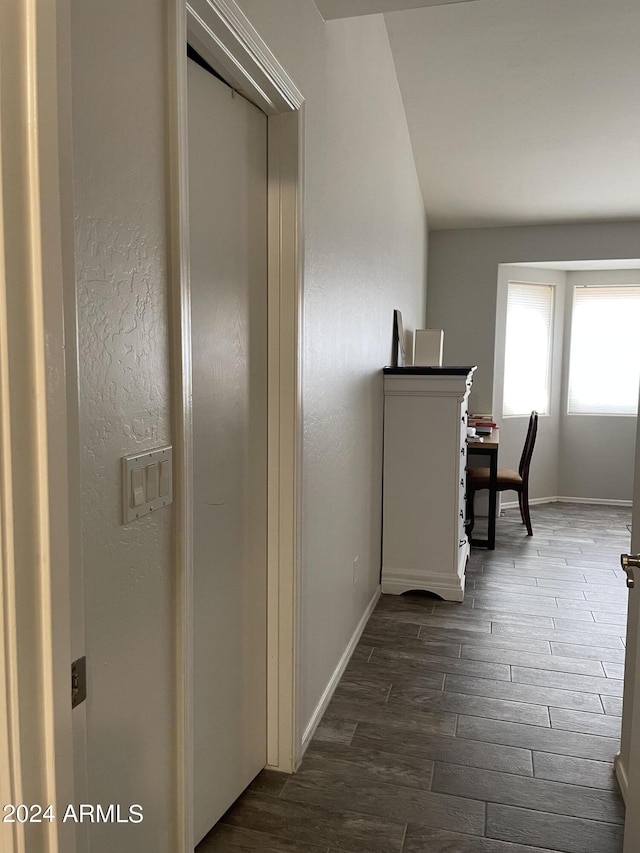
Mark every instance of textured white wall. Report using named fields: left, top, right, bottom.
left=71, top=2, right=174, bottom=850
left=237, top=0, right=428, bottom=732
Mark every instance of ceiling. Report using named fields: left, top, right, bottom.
left=318, top=0, right=640, bottom=230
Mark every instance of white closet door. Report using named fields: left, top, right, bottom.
left=187, top=57, right=268, bottom=844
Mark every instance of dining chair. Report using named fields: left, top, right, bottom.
left=466, top=410, right=539, bottom=537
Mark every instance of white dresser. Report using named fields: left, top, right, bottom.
left=381, top=367, right=476, bottom=601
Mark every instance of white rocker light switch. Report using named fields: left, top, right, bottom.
left=131, top=467, right=145, bottom=507
left=122, top=446, right=173, bottom=523
left=146, top=463, right=159, bottom=501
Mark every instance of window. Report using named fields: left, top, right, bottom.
left=503, top=282, right=554, bottom=417
left=568, top=285, right=640, bottom=415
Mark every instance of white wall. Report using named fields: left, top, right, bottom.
left=427, top=221, right=640, bottom=412
left=429, top=226, right=640, bottom=506
left=70, top=2, right=426, bottom=843
left=236, top=0, right=427, bottom=735
left=493, top=266, right=566, bottom=502
left=71, top=2, right=174, bottom=851
left=559, top=270, right=640, bottom=502
left=492, top=265, right=638, bottom=502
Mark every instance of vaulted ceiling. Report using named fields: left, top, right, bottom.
left=315, top=0, right=640, bottom=230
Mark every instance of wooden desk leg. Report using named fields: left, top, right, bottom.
left=487, top=449, right=497, bottom=550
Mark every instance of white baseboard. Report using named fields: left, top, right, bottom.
left=501, top=495, right=632, bottom=509
left=556, top=496, right=632, bottom=507
left=614, top=752, right=628, bottom=802
left=500, top=496, right=555, bottom=509
left=300, top=586, right=381, bottom=758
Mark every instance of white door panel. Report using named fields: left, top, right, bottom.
left=188, top=58, right=268, bottom=844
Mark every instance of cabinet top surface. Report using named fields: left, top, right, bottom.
left=383, top=366, right=477, bottom=376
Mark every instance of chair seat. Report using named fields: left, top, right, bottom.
left=467, top=466, right=523, bottom=488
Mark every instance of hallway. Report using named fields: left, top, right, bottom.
left=198, top=503, right=628, bottom=852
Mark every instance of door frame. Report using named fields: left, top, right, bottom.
left=167, top=2, right=304, bottom=849
left=618, top=393, right=640, bottom=850
left=0, top=1, right=76, bottom=851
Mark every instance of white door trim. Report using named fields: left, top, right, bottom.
left=0, top=1, right=76, bottom=851
left=168, top=3, right=304, bottom=849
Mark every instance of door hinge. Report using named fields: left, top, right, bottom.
left=71, top=656, right=87, bottom=709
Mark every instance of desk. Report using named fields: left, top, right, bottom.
left=467, top=428, right=499, bottom=550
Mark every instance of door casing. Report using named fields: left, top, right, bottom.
left=618, top=383, right=640, bottom=851
left=0, top=1, right=76, bottom=851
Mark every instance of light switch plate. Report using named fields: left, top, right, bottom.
left=122, top=446, right=173, bottom=524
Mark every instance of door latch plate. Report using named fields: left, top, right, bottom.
left=71, top=656, right=87, bottom=708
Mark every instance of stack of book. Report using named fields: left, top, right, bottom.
left=468, top=414, right=497, bottom=436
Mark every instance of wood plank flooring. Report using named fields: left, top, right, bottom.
left=197, top=503, right=629, bottom=852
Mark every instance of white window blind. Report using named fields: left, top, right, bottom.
left=568, top=285, right=640, bottom=415
left=503, top=282, right=554, bottom=417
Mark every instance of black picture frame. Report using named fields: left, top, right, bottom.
left=392, top=309, right=406, bottom=367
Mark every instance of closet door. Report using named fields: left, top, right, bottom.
left=188, top=56, right=268, bottom=844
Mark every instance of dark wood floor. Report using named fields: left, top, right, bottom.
left=198, top=502, right=629, bottom=852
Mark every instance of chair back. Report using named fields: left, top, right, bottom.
left=518, top=411, right=538, bottom=482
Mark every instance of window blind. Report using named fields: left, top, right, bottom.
left=568, top=285, right=640, bottom=415
left=503, top=282, right=554, bottom=417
